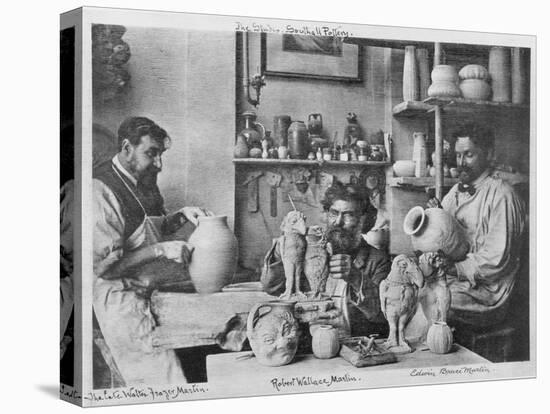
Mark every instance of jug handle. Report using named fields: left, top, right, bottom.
left=255, top=121, right=266, bottom=140
left=247, top=302, right=272, bottom=339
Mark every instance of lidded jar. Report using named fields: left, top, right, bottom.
left=287, top=121, right=309, bottom=159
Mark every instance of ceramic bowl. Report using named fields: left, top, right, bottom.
left=393, top=160, right=416, bottom=177
left=459, top=79, right=492, bottom=101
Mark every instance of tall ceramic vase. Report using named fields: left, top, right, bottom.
left=403, top=46, right=419, bottom=101
left=403, top=206, right=469, bottom=261
left=412, top=132, right=428, bottom=178
left=416, top=48, right=430, bottom=100
left=188, top=216, right=238, bottom=293
left=488, top=46, right=511, bottom=102
left=511, top=47, right=528, bottom=104
left=247, top=300, right=299, bottom=366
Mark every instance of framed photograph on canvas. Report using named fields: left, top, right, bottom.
left=261, top=33, right=362, bottom=81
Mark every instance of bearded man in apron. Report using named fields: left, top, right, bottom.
left=92, top=117, right=210, bottom=386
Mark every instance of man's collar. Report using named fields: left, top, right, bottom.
left=112, top=155, right=137, bottom=187
left=471, top=169, right=491, bottom=189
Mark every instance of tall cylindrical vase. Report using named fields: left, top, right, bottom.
left=416, top=48, right=430, bottom=101
left=511, top=47, right=528, bottom=104
left=489, top=46, right=511, bottom=102
left=403, top=46, right=419, bottom=101
left=412, top=132, right=428, bottom=178
left=188, top=216, right=238, bottom=293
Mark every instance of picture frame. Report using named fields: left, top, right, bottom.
left=261, top=33, right=363, bottom=82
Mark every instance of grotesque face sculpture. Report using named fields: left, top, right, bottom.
left=248, top=306, right=299, bottom=367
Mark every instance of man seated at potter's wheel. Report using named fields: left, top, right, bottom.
left=261, top=182, right=392, bottom=337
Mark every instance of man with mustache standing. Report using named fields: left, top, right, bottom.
left=92, top=117, right=210, bottom=386
left=427, top=122, right=526, bottom=327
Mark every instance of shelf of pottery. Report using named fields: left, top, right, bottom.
left=389, top=44, right=530, bottom=193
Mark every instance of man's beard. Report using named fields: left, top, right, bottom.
left=457, top=166, right=473, bottom=183
left=326, top=225, right=363, bottom=255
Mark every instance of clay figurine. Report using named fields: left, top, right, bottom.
left=418, top=251, right=452, bottom=328
left=304, top=225, right=333, bottom=299
left=277, top=210, right=307, bottom=299
left=379, top=254, right=424, bottom=352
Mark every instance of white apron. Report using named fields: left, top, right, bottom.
left=93, top=168, right=186, bottom=386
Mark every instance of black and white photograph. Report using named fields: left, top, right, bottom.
left=54, top=4, right=538, bottom=409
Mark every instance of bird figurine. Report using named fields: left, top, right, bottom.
left=379, top=254, right=424, bottom=352
left=418, top=251, right=452, bottom=330
left=304, top=225, right=333, bottom=299
left=277, top=210, right=307, bottom=300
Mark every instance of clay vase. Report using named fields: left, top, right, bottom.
left=234, top=134, right=249, bottom=158
left=287, top=121, right=309, bottom=159
left=416, top=48, right=431, bottom=100
left=273, top=115, right=291, bottom=147
left=459, top=79, right=491, bottom=101
left=403, top=206, right=469, bottom=261
left=511, top=47, right=528, bottom=104
left=412, top=132, right=428, bottom=178
left=426, top=321, right=454, bottom=354
left=311, top=325, right=340, bottom=359
left=403, top=46, right=419, bottom=101
left=488, top=46, right=511, bottom=102
left=188, top=216, right=238, bottom=293
left=247, top=300, right=299, bottom=367
left=307, top=113, right=323, bottom=136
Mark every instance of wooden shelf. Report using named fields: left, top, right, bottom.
left=389, top=176, right=459, bottom=188
left=424, top=97, right=529, bottom=111
left=392, top=101, right=434, bottom=117
left=233, top=159, right=391, bottom=167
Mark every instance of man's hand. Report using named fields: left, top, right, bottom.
left=178, top=206, right=214, bottom=226
left=329, top=254, right=352, bottom=282
left=427, top=197, right=442, bottom=209
left=158, top=240, right=194, bottom=265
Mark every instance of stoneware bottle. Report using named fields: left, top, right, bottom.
left=488, top=46, right=511, bottom=102
left=403, top=206, right=470, bottom=262
left=247, top=300, right=299, bottom=366
left=403, top=46, right=419, bottom=101
left=188, top=216, right=238, bottom=293
left=426, top=321, right=454, bottom=354
left=311, top=324, right=340, bottom=359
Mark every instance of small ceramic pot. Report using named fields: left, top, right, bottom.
left=459, top=79, right=491, bottom=101
left=393, top=160, right=416, bottom=177
left=277, top=146, right=289, bottom=159
left=426, top=322, right=454, bottom=354
left=311, top=325, right=340, bottom=359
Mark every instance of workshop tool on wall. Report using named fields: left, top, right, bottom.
left=265, top=171, right=282, bottom=217
left=242, top=171, right=264, bottom=213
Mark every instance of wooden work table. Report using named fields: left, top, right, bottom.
left=205, top=345, right=490, bottom=396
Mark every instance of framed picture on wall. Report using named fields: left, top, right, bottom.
left=261, top=33, right=362, bottom=81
